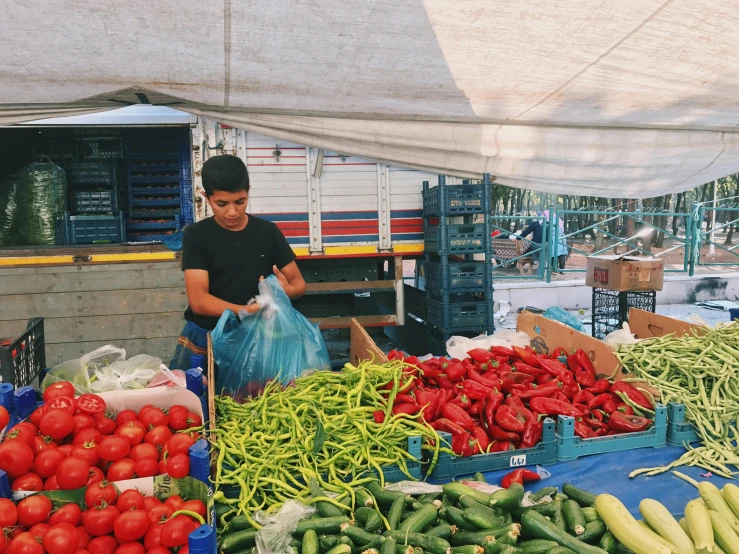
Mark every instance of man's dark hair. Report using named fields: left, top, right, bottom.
left=202, top=155, right=250, bottom=196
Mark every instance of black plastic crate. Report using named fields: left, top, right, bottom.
left=66, top=160, right=118, bottom=187
left=423, top=183, right=491, bottom=216
left=425, top=260, right=491, bottom=293
left=424, top=223, right=489, bottom=255
left=70, top=191, right=115, bottom=214
left=426, top=294, right=495, bottom=331
left=75, top=136, right=123, bottom=159
left=55, top=212, right=126, bottom=244
left=0, top=318, right=45, bottom=387
left=592, top=288, right=656, bottom=339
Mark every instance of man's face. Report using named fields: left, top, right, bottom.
left=207, top=190, right=248, bottom=229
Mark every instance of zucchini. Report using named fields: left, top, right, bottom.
left=490, top=484, right=525, bottom=511
left=320, top=536, right=340, bottom=553
left=593, top=494, right=672, bottom=554
left=552, top=496, right=567, bottom=532
left=581, top=508, right=599, bottom=524
left=685, top=498, right=714, bottom=554
left=366, top=481, right=406, bottom=506
left=700, top=481, right=739, bottom=536
left=426, top=525, right=454, bottom=540
left=443, top=483, right=493, bottom=505
left=638, top=499, right=694, bottom=554
left=382, top=538, right=397, bottom=554
left=451, top=547, right=484, bottom=554
left=474, top=473, right=487, bottom=483
left=724, top=484, right=739, bottom=520
left=445, top=507, right=480, bottom=531
left=520, top=511, right=609, bottom=554
left=577, top=521, right=606, bottom=544
left=221, top=529, right=258, bottom=553
left=710, top=510, right=739, bottom=554
left=341, top=524, right=381, bottom=547
left=304, top=530, right=320, bottom=554
left=384, top=531, right=452, bottom=554
left=530, top=488, right=559, bottom=503
left=356, top=489, right=375, bottom=508
left=464, top=506, right=507, bottom=530
left=517, top=540, right=559, bottom=554
left=296, top=518, right=352, bottom=537
left=400, top=505, right=439, bottom=534
left=562, top=485, right=596, bottom=508
left=388, top=496, right=406, bottom=531
left=547, top=548, right=577, bottom=554
left=451, top=524, right=521, bottom=546
left=310, top=478, right=347, bottom=517
left=563, top=500, right=586, bottom=536
left=597, top=532, right=617, bottom=554
left=326, top=546, right=353, bottom=554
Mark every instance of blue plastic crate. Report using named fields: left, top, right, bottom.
left=127, top=216, right=181, bottom=230
left=129, top=162, right=180, bottom=171
left=131, top=186, right=180, bottom=195
left=67, top=160, right=118, bottom=187
left=55, top=212, right=126, bottom=244
left=131, top=209, right=180, bottom=218
left=423, top=183, right=491, bottom=216
left=374, top=436, right=423, bottom=482
left=424, top=260, right=491, bottom=294
left=426, top=420, right=557, bottom=480
left=131, top=197, right=181, bottom=207
left=425, top=223, right=490, bottom=255
left=70, top=190, right=115, bottom=214
left=127, top=150, right=178, bottom=161
left=556, top=404, right=667, bottom=461
left=130, top=174, right=180, bottom=184
left=179, top=144, right=193, bottom=182
left=666, top=402, right=701, bottom=446
left=426, top=294, right=494, bottom=330
left=181, top=197, right=195, bottom=225
left=126, top=232, right=179, bottom=242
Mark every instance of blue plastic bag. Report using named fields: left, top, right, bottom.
left=543, top=306, right=586, bottom=333
left=211, top=275, right=330, bottom=401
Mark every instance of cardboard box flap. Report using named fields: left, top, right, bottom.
left=517, top=311, right=622, bottom=379
left=350, top=318, right=388, bottom=365
left=591, top=255, right=660, bottom=262
left=628, top=308, right=705, bottom=339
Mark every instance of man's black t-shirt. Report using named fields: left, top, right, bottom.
left=181, top=215, right=296, bottom=330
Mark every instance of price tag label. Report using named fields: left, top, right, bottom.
left=509, top=454, right=527, bottom=467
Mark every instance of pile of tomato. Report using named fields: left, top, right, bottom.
left=0, top=486, right=205, bottom=554
left=0, top=381, right=203, bottom=491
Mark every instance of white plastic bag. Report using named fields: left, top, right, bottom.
left=256, top=500, right=316, bottom=554
left=445, top=329, right=531, bottom=360
left=603, top=323, right=641, bottom=350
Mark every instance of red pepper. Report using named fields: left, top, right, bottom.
left=521, top=419, right=543, bottom=448
left=588, top=393, right=611, bottom=409
left=572, top=390, right=595, bottom=405
left=537, top=358, right=570, bottom=381
left=470, top=425, right=490, bottom=454
left=504, top=396, right=536, bottom=425
left=373, top=410, right=385, bottom=424
left=481, top=392, right=504, bottom=432
left=590, top=409, right=604, bottom=422
left=425, top=358, right=442, bottom=370
left=573, top=403, right=589, bottom=414
left=468, top=401, right=481, bottom=417
left=535, top=373, right=555, bottom=386
left=501, top=371, right=535, bottom=393
left=419, top=364, right=442, bottom=380
left=445, top=363, right=467, bottom=382
left=575, top=371, right=595, bottom=388
left=562, top=382, right=580, bottom=400
left=552, top=347, right=568, bottom=359
left=450, top=394, right=472, bottom=411
left=395, top=394, right=417, bottom=404
left=608, top=412, right=651, bottom=433
left=574, top=419, right=597, bottom=439
left=512, top=362, right=547, bottom=376
left=405, top=355, right=420, bottom=366
left=490, top=440, right=515, bottom=452
left=442, top=388, right=456, bottom=403
left=529, top=397, right=586, bottom=418
left=491, top=346, right=516, bottom=358
left=495, top=405, right=526, bottom=433
left=392, top=403, right=420, bottom=416
left=467, top=367, right=503, bottom=390
left=387, top=350, right=403, bottom=361
left=551, top=391, right=569, bottom=403
left=586, top=416, right=608, bottom=431
left=598, top=429, right=612, bottom=436
left=501, top=468, right=541, bottom=488
left=574, top=349, right=596, bottom=376
left=415, top=389, right=439, bottom=422
left=610, top=382, right=654, bottom=411
left=441, top=403, right=474, bottom=431
left=512, top=346, right=541, bottom=367
left=602, top=397, right=618, bottom=414
left=489, top=425, right=520, bottom=444
left=567, top=353, right=582, bottom=373
left=511, top=381, right=562, bottom=399
left=433, top=418, right=467, bottom=436
left=467, top=348, right=496, bottom=364
left=451, top=432, right=474, bottom=456
left=586, top=379, right=611, bottom=394
left=436, top=375, right=453, bottom=389
left=616, top=403, right=634, bottom=415
left=457, top=379, right=498, bottom=401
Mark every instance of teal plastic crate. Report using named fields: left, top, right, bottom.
left=424, top=224, right=489, bottom=255
left=666, top=402, right=701, bottom=446
left=425, top=419, right=556, bottom=480
left=422, top=183, right=491, bottom=216
left=556, top=404, right=667, bottom=461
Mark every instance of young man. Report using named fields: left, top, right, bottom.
left=170, top=154, right=306, bottom=370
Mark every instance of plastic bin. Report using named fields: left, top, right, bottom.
left=424, top=223, right=490, bottom=255
left=422, top=183, right=491, bottom=216
left=55, top=212, right=126, bottom=244
left=426, top=294, right=494, bottom=330
left=70, top=190, right=115, bottom=214
left=556, top=404, right=667, bottom=461
left=126, top=216, right=181, bottom=231
left=666, top=402, right=701, bottom=446
left=591, top=288, right=657, bottom=340
left=131, top=197, right=181, bottom=207
left=426, top=420, right=557, bottom=480
left=0, top=318, right=45, bottom=388
left=424, top=260, right=491, bottom=294
left=66, top=160, right=118, bottom=187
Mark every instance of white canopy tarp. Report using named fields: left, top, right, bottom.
left=2, top=0, right=739, bottom=198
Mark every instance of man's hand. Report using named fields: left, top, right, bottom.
left=244, top=303, right=261, bottom=314
left=258, top=263, right=306, bottom=300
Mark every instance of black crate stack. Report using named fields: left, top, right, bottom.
left=423, top=175, right=494, bottom=354
left=591, top=288, right=656, bottom=340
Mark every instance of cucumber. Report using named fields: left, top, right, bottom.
left=365, top=513, right=384, bottom=534
left=304, top=530, right=320, bottom=554
left=425, top=525, right=454, bottom=540
left=451, top=547, right=484, bottom=554
left=474, top=473, right=487, bottom=483
left=366, top=481, right=406, bottom=506
left=400, top=504, right=439, bottom=534
left=310, top=478, right=347, bottom=517
left=320, top=536, right=340, bottom=553
left=497, top=547, right=520, bottom=554
left=356, top=489, right=375, bottom=508
left=464, top=506, right=507, bottom=530
left=520, top=511, right=609, bottom=554
left=341, top=524, right=381, bottom=546
left=530, top=488, right=559, bottom=503
left=443, top=483, right=493, bottom=505
left=481, top=536, right=498, bottom=554
left=361, top=549, right=379, bottom=554
left=395, top=547, right=414, bottom=554
left=402, top=511, right=416, bottom=521
left=356, top=508, right=378, bottom=524
left=577, top=521, right=606, bottom=544
left=497, top=530, right=520, bottom=546
left=337, top=536, right=355, bottom=551
left=451, top=524, right=521, bottom=546
left=384, top=531, right=452, bottom=554
left=517, top=540, right=559, bottom=554
left=228, top=514, right=255, bottom=531
left=597, top=532, right=617, bottom=554
left=296, top=517, right=352, bottom=536
left=221, top=529, right=258, bottom=553
left=442, top=494, right=452, bottom=509
left=561, top=485, right=596, bottom=508
left=563, top=500, right=587, bottom=536
left=445, top=506, right=480, bottom=531
left=551, top=496, right=567, bottom=532
left=458, top=496, right=507, bottom=524
left=547, top=548, right=577, bottom=554
left=513, top=503, right=556, bottom=520
left=388, top=496, right=406, bottom=531
left=490, top=484, right=525, bottom=511
left=420, top=493, right=443, bottom=504
left=382, top=538, right=397, bottom=554
left=326, top=546, right=353, bottom=554
left=581, top=508, right=599, bottom=524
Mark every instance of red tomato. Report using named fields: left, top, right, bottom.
left=73, top=428, right=103, bottom=445
left=28, top=523, right=49, bottom=541
left=0, top=533, right=7, bottom=554
left=166, top=406, right=189, bottom=432
left=143, top=521, right=162, bottom=550
left=147, top=506, right=173, bottom=525
left=86, top=536, right=118, bottom=554
left=186, top=412, right=202, bottom=428
left=0, top=440, right=34, bottom=478
left=0, top=498, right=18, bottom=527
left=98, top=436, right=130, bottom=462
left=93, top=414, right=117, bottom=436
left=116, top=489, right=145, bottom=512
left=32, top=434, right=58, bottom=456
left=113, top=510, right=150, bottom=543
left=73, top=550, right=90, bottom=554
left=129, top=443, right=158, bottom=463
left=146, top=548, right=172, bottom=554
left=7, top=532, right=44, bottom=554
left=72, top=413, right=96, bottom=435
left=86, top=466, right=105, bottom=487
left=77, top=395, right=106, bottom=416
left=11, top=473, right=43, bottom=492
left=83, top=505, right=120, bottom=537
left=165, top=434, right=196, bottom=457
left=114, top=410, right=138, bottom=427
left=163, top=496, right=183, bottom=512
left=49, top=503, right=82, bottom=527
left=43, top=382, right=75, bottom=402
left=58, top=444, right=74, bottom=456
left=56, top=457, right=91, bottom=490
left=165, top=453, right=189, bottom=479
left=40, top=409, right=75, bottom=440
left=44, top=475, right=60, bottom=490
left=43, top=522, right=80, bottom=554
left=3, top=425, right=35, bottom=447
left=76, top=526, right=91, bottom=549
left=142, top=496, right=162, bottom=511
left=0, top=405, right=9, bottom=431
left=160, top=515, right=196, bottom=548
left=144, top=425, right=172, bottom=447
left=85, top=480, right=117, bottom=508
left=17, top=495, right=52, bottom=527
left=134, top=458, right=159, bottom=478
left=139, top=408, right=168, bottom=430
left=107, top=458, right=136, bottom=481
left=71, top=443, right=99, bottom=466
left=34, top=448, right=65, bottom=479
left=114, top=544, right=144, bottom=554
left=29, top=406, right=46, bottom=427
left=180, top=546, right=189, bottom=554
left=47, top=396, right=76, bottom=415
left=179, top=500, right=206, bottom=519
left=114, top=423, right=145, bottom=447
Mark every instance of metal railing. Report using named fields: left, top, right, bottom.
left=689, top=202, right=739, bottom=275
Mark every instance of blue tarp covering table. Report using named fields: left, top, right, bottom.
left=448, top=445, right=730, bottom=518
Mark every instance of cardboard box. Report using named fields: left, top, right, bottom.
left=628, top=308, right=704, bottom=339
left=350, top=318, right=388, bottom=365
left=586, top=255, right=665, bottom=292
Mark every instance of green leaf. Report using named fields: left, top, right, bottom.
left=313, top=419, right=326, bottom=455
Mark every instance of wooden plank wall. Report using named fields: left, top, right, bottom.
left=0, top=262, right=186, bottom=366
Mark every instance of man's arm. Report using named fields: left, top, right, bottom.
left=184, top=269, right=258, bottom=316
left=273, top=262, right=306, bottom=299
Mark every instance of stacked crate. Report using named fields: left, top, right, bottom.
left=423, top=175, right=495, bottom=354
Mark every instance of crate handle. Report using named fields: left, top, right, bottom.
left=459, top=226, right=474, bottom=233
left=460, top=264, right=476, bottom=272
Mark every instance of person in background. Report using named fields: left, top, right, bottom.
left=516, top=216, right=545, bottom=277
left=543, top=209, right=569, bottom=274
left=169, top=155, right=306, bottom=370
